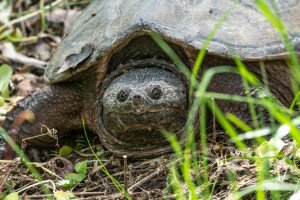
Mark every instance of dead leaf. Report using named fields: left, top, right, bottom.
left=46, top=8, right=80, bottom=34
left=0, top=42, right=47, bottom=69
left=12, top=73, right=43, bottom=96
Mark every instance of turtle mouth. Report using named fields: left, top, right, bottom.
left=102, top=109, right=186, bottom=147
left=96, top=59, right=189, bottom=157
left=109, top=107, right=174, bottom=115
left=104, top=108, right=186, bottom=134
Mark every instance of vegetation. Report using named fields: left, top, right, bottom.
left=0, top=0, right=300, bottom=199
left=152, top=1, right=300, bottom=199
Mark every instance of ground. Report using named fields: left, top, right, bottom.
left=0, top=1, right=299, bottom=199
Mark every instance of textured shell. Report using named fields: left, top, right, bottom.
left=45, top=0, right=300, bottom=83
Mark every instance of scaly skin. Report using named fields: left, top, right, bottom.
left=0, top=59, right=188, bottom=159
left=98, top=65, right=188, bottom=157
left=0, top=48, right=295, bottom=160
left=1, top=83, right=88, bottom=159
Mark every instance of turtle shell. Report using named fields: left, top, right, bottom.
left=45, top=0, right=300, bottom=83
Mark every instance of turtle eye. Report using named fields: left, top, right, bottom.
left=150, top=86, right=162, bottom=100
left=117, top=89, right=129, bottom=102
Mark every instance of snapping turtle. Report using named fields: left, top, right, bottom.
left=1, top=0, right=300, bottom=158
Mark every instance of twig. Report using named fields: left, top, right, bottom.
left=16, top=180, right=56, bottom=194
left=0, top=160, right=13, bottom=163
left=0, top=43, right=47, bottom=70
left=88, top=156, right=113, bottom=178
left=23, top=194, right=54, bottom=199
left=25, top=192, right=110, bottom=199
left=128, top=168, right=162, bottom=193
left=0, top=0, right=64, bottom=33
left=123, top=155, right=128, bottom=192
left=75, top=193, right=123, bottom=200
left=74, top=191, right=106, bottom=196
left=0, top=169, right=11, bottom=191
left=21, top=125, right=58, bottom=149
left=33, top=162, right=64, bottom=180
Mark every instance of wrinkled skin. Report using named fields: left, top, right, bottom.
left=4, top=0, right=295, bottom=160
left=102, top=67, right=187, bottom=145
left=1, top=35, right=295, bottom=160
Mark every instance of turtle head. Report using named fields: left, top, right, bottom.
left=100, top=65, right=187, bottom=152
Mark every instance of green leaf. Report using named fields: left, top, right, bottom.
left=2, top=85, right=9, bottom=99
left=237, top=180, right=300, bottom=198
left=64, top=173, right=85, bottom=187
left=56, top=179, right=71, bottom=187
left=62, top=161, right=87, bottom=188
left=74, top=160, right=87, bottom=175
left=0, top=64, right=12, bottom=99
left=59, top=146, right=73, bottom=157
left=54, top=190, right=75, bottom=200
left=256, top=138, right=285, bottom=158
left=294, top=148, right=300, bottom=160
left=0, top=96, right=4, bottom=106
left=11, top=28, right=23, bottom=39
left=4, top=192, right=19, bottom=200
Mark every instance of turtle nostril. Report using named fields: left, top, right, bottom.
left=133, top=94, right=142, bottom=101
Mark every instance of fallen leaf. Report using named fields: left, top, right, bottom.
left=54, top=190, right=75, bottom=200
left=0, top=43, right=47, bottom=69
left=4, top=192, right=19, bottom=200
left=46, top=8, right=80, bottom=34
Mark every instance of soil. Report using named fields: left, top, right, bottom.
left=0, top=1, right=297, bottom=199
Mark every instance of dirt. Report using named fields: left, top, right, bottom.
left=0, top=1, right=297, bottom=199
left=0, top=1, right=172, bottom=199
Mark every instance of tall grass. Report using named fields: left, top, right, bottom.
left=1, top=0, right=300, bottom=199
left=151, top=0, right=300, bottom=199
left=0, top=127, right=52, bottom=200
left=82, top=119, right=131, bottom=200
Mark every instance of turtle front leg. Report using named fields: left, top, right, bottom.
left=1, top=83, right=84, bottom=159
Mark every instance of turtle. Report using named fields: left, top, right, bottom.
left=1, top=0, right=300, bottom=159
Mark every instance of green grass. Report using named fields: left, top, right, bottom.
left=0, top=0, right=92, bottom=41
left=151, top=0, right=300, bottom=199
left=1, top=0, right=300, bottom=199
left=0, top=127, right=52, bottom=200
left=82, top=119, right=131, bottom=200
left=0, top=64, right=12, bottom=106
